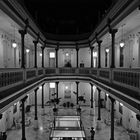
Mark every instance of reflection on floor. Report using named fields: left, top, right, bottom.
left=7, top=106, right=130, bottom=140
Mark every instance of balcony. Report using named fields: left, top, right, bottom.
left=0, top=67, right=140, bottom=112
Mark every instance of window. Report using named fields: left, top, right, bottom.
left=50, top=83, right=55, bottom=88
left=49, top=52, right=55, bottom=58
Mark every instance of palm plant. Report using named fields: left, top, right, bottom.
left=77, top=95, right=86, bottom=114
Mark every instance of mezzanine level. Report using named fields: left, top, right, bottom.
left=0, top=67, right=140, bottom=113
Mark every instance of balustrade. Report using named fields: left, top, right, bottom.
left=79, top=68, right=90, bottom=74
left=99, top=69, right=110, bottom=80
left=38, top=69, right=44, bottom=76
left=0, top=67, right=139, bottom=98
left=112, top=69, right=140, bottom=91
left=0, top=69, right=23, bottom=91
left=59, top=68, right=76, bottom=74
left=26, top=69, right=36, bottom=79
left=45, top=68, right=56, bottom=74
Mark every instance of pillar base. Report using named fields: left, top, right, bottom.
left=34, top=119, right=39, bottom=129
left=110, top=138, right=115, bottom=140
left=96, top=120, right=102, bottom=130
left=21, top=137, right=26, bottom=140
left=41, top=108, right=45, bottom=115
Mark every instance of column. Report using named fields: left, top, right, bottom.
left=34, top=87, right=39, bottom=129
left=109, top=96, right=115, bottom=140
left=97, top=40, right=102, bottom=68
left=56, top=82, right=59, bottom=100
left=19, top=30, right=27, bottom=68
left=96, top=87, right=101, bottom=130
left=109, top=29, right=118, bottom=68
left=41, top=46, right=45, bottom=68
left=55, top=43, right=59, bottom=68
left=90, top=83, right=93, bottom=108
left=76, top=81, right=79, bottom=105
left=33, top=41, right=38, bottom=68
left=90, top=46, right=94, bottom=68
left=76, top=44, right=79, bottom=68
left=21, top=96, right=28, bottom=140
left=41, top=83, right=45, bottom=115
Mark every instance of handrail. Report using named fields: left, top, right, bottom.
left=0, top=67, right=140, bottom=96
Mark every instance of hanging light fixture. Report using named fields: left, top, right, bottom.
left=105, top=48, right=109, bottom=53
left=26, top=49, right=30, bottom=53
left=119, top=24, right=125, bottom=48
left=12, top=25, right=17, bottom=48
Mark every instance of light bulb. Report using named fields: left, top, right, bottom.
left=26, top=49, right=30, bottom=53
left=39, top=86, right=42, bottom=90
left=40, top=53, right=42, bottom=56
left=12, top=41, right=17, bottom=48
left=119, top=40, right=125, bottom=47
left=66, top=53, right=69, bottom=56
left=106, top=48, right=109, bottom=53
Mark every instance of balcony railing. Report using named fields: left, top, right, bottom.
left=0, top=67, right=139, bottom=94
left=0, top=68, right=24, bottom=91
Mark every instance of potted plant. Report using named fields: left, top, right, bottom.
left=77, top=95, right=86, bottom=114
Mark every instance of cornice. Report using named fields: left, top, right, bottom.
left=89, top=0, right=140, bottom=45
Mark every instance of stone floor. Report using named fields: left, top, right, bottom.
left=6, top=106, right=130, bottom=140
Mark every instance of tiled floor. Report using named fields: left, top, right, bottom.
left=7, top=106, right=130, bottom=140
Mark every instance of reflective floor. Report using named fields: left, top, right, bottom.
left=7, top=106, right=130, bottom=140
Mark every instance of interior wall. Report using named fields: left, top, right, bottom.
left=79, top=48, right=91, bottom=67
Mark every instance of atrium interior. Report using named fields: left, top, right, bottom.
left=0, top=0, right=140, bottom=140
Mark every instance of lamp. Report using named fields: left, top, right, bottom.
left=12, top=25, right=17, bottom=48
left=26, top=49, right=30, bottom=53
left=119, top=25, right=125, bottom=47
left=105, top=48, right=109, bottom=53
left=66, top=52, right=69, bottom=56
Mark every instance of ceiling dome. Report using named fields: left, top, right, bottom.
left=22, top=0, right=114, bottom=40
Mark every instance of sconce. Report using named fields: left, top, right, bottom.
left=26, top=49, right=30, bottom=53
left=105, top=48, right=109, bottom=53
left=66, top=52, right=69, bottom=56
